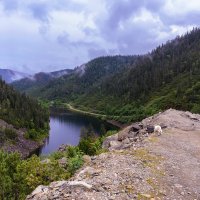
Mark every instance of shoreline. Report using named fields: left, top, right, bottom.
left=66, top=103, right=107, bottom=118
left=65, top=104, right=124, bottom=129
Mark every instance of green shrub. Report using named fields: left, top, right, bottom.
left=25, top=129, right=48, bottom=141
left=78, top=129, right=117, bottom=156
left=25, top=129, right=38, bottom=140
left=0, top=151, right=21, bottom=200
left=49, top=151, right=63, bottom=160
left=0, top=147, right=84, bottom=200
left=191, top=104, right=200, bottom=113
left=66, top=146, right=82, bottom=158
left=78, top=138, right=97, bottom=156
left=67, top=155, right=83, bottom=175
left=0, top=127, right=116, bottom=199
left=4, top=128, right=17, bottom=140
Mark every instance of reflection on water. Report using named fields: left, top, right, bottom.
left=37, top=110, right=116, bottom=156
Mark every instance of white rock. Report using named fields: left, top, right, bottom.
left=109, top=141, right=121, bottom=147
left=83, top=155, right=91, bottom=163
left=68, top=181, right=92, bottom=189
left=31, top=185, right=48, bottom=196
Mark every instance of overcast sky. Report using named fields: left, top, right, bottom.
left=0, top=0, right=200, bottom=73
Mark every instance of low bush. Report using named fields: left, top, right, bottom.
left=0, top=145, right=84, bottom=200
left=78, top=128, right=117, bottom=156
left=4, top=128, right=17, bottom=140
left=67, top=155, right=83, bottom=174
left=25, top=129, right=48, bottom=141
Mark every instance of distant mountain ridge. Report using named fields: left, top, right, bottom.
left=0, top=69, right=30, bottom=83
left=50, top=69, right=74, bottom=78
left=13, top=28, right=200, bottom=123
left=13, top=56, right=138, bottom=97
left=12, top=68, right=73, bottom=92
left=0, top=68, right=73, bottom=85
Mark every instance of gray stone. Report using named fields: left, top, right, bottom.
left=174, top=184, right=183, bottom=188
left=109, top=141, right=121, bottom=150
left=50, top=181, right=66, bottom=188
left=58, top=144, right=69, bottom=152
left=83, top=155, right=91, bottom=163
left=102, top=133, right=118, bottom=149
left=58, top=157, right=68, bottom=167
left=122, top=138, right=130, bottom=144
left=41, top=159, right=51, bottom=164
left=118, top=126, right=131, bottom=141
left=127, top=131, right=138, bottom=138
left=121, top=143, right=133, bottom=149
left=31, top=185, right=48, bottom=196
left=77, top=167, right=101, bottom=179
left=130, top=124, right=142, bottom=132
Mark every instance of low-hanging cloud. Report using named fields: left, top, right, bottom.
left=0, top=0, right=200, bottom=73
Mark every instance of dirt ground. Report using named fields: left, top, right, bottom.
left=148, top=128, right=200, bottom=200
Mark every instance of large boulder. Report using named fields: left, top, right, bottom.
left=118, top=123, right=143, bottom=141
left=82, top=155, right=91, bottom=163
left=109, top=140, right=122, bottom=150
left=117, top=126, right=132, bottom=141
left=130, top=123, right=143, bottom=132
left=102, top=133, right=118, bottom=149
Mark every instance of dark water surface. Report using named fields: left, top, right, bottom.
left=37, top=110, right=116, bottom=155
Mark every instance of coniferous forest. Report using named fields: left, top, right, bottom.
left=13, top=28, right=200, bottom=123
left=0, top=79, right=49, bottom=136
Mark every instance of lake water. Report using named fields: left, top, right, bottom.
left=37, top=110, right=116, bottom=155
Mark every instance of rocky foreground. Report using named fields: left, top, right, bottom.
left=27, top=109, right=200, bottom=200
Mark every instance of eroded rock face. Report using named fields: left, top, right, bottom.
left=0, top=119, right=43, bottom=158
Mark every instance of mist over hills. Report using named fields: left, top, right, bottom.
left=0, top=69, right=30, bottom=83
left=12, top=69, right=73, bottom=92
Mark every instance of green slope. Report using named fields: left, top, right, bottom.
left=13, top=28, right=200, bottom=123
left=0, top=79, right=49, bottom=138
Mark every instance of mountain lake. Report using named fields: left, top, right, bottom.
left=36, top=108, right=117, bottom=155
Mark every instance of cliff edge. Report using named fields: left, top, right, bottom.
left=27, top=109, right=200, bottom=200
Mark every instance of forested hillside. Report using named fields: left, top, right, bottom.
left=13, top=56, right=138, bottom=98
left=0, top=79, right=49, bottom=133
left=80, top=28, right=200, bottom=121
left=13, top=28, right=200, bottom=123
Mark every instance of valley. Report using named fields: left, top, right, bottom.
left=12, top=28, right=200, bottom=124
left=0, top=28, right=200, bottom=200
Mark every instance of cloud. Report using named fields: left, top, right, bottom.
left=96, top=0, right=200, bottom=55
left=0, top=0, right=200, bottom=73
left=28, top=2, right=50, bottom=22
left=0, top=0, right=18, bottom=12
